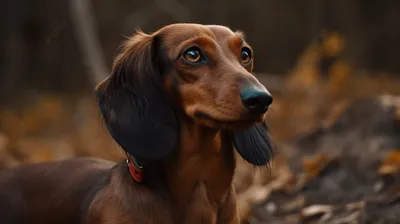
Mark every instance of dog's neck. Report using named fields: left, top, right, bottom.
left=125, top=116, right=236, bottom=217
left=163, top=116, right=236, bottom=213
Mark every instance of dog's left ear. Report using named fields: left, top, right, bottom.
left=232, top=122, right=273, bottom=166
left=95, top=31, right=178, bottom=160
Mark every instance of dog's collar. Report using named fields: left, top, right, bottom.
left=126, top=154, right=143, bottom=183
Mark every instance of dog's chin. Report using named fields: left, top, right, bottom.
left=192, top=111, right=264, bottom=131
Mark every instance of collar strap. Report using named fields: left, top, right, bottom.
left=126, top=155, right=144, bottom=183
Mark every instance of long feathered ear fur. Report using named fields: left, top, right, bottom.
left=95, top=31, right=178, bottom=160
left=232, top=122, right=273, bottom=166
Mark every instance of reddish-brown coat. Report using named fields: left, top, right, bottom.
left=0, top=23, right=272, bottom=224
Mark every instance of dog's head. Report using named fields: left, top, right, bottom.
left=96, top=23, right=273, bottom=165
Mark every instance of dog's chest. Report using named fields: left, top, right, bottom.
left=179, top=182, right=220, bottom=224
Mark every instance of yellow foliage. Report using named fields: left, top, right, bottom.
left=322, top=31, right=346, bottom=57
left=327, top=60, right=352, bottom=96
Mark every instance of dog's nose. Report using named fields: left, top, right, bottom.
left=240, top=88, right=273, bottom=114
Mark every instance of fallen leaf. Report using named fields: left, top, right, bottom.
left=301, top=204, right=333, bottom=218
left=280, top=196, right=305, bottom=213
left=345, top=201, right=365, bottom=211
left=378, top=151, right=400, bottom=175
left=326, top=211, right=360, bottom=224
left=302, top=153, right=334, bottom=177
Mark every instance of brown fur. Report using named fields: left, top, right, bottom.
left=0, top=23, right=273, bottom=224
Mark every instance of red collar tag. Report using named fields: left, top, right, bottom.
left=127, top=159, right=143, bottom=183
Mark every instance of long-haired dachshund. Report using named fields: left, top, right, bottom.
left=0, top=23, right=273, bottom=224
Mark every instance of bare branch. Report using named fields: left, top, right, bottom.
left=69, top=0, right=109, bottom=86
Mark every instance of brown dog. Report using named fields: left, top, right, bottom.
left=0, top=23, right=273, bottom=224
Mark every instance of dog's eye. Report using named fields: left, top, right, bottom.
left=183, top=47, right=204, bottom=64
left=241, top=47, right=252, bottom=65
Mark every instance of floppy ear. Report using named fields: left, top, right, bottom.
left=232, top=122, right=273, bottom=166
left=95, top=31, right=178, bottom=159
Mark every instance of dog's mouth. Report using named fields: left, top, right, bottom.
left=193, top=111, right=264, bottom=130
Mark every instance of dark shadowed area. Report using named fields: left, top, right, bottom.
left=0, top=1, right=399, bottom=223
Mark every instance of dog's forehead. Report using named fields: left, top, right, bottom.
left=159, top=23, right=236, bottom=45
left=160, top=24, right=213, bottom=40
left=206, top=25, right=235, bottom=40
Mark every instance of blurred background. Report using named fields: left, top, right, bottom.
left=0, top=0, right=399, bottom=223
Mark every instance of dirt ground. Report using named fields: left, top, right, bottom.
left=249, top=96, right=400, bottom=224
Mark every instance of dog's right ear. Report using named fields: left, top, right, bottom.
left=95, top=31, right=178, bottom=160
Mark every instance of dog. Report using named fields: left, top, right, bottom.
left=0, top=23, right=273, bottom=224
